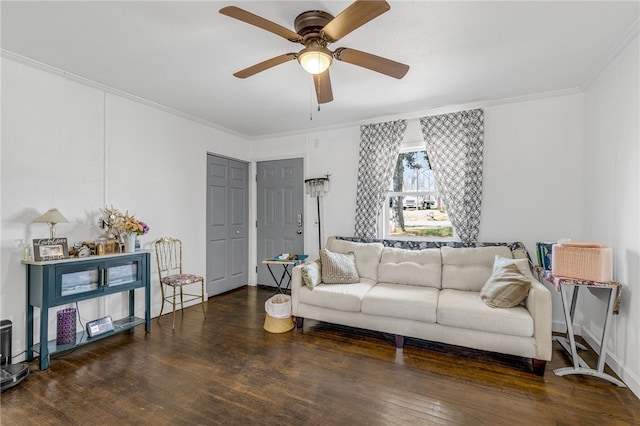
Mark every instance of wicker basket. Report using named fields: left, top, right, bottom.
left=263, top=314, right=294, bottom=333
left=552, top=242, right=612, bottom=282
left=263, top=294, right=294, bottom=333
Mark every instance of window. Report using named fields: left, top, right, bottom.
left=383, top=149, right=453, bottom=239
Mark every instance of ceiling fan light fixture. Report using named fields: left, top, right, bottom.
left=298, top=44, right=332, bottom=75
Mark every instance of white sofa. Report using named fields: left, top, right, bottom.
left=291, top=236, right=552, bottom=375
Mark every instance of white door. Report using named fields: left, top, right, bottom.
left=256, top=158, right=304, bottom=287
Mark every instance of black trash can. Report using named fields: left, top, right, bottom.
left=1, top=320, right=12, bottom=366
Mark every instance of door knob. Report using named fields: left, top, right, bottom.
left=236, top=230, right=240, bottom=234
left=297, top=230, right=302, bottom=234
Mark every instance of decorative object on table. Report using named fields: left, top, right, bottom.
left=305, top=173, right=330, bottom=249
left=99, top=206, right=149, bottom=253
left=56, top=308, right=76, bottom=345
left=272, top=253, right=308, bottom=262
left=154, top=237, right=206, bottom=330
left=32, top=238, right=69, bottom=261
left=70, top=241, right=91, bottom=258
left=535, top=241, right=555, bottom=271
left=263, top=294, right=294, bottom=333
left=95, top=238, right=106, bottom=256
left=104, top=240, right=117, bottom=254
left=78, top=245, right=91, bottom=258
left=33, top=208, right=68, bottom=239
left=552, top=242, right=613, bottom=282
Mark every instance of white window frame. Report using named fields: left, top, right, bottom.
left=380, top=142, right=455, bottom=241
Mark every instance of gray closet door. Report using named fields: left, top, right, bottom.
left=207, top=154, right=248, bottom=295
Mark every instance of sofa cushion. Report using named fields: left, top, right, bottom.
left=362, top=283, right=438, bottom=323
left=320, top=248, right=359, bottom=284
left=298, top=279, right=376, bottom=312
left=437, top=289, right=534, bottom=337
left=326, top=237, right=384, bottom=281
left=441, top=246, right=513, bottom=291
left=481, top=262, right=531, bottom=308
left=377, top=247, right=442, bottom=288
left=301, top=260, right=322, bottom=289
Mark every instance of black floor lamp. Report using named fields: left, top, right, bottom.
left=304, top=174, right=330, bottom=250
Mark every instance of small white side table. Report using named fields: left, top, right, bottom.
left=262, top=259, right=296, bottom=293
left=538, top=269, right=625, bottom=387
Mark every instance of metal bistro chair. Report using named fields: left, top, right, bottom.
left=154, top=237, right=206, bottom=330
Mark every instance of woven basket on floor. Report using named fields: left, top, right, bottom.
left=263, top=294, right=294, bottom=333
left=263, top=313, right=294, bottom=333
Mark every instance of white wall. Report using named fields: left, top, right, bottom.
left=253, top=95, right=586, bottom=262
left=582, top=32, right=639, bottom=395
left=1, top=58, right=251, bottom=358
left=252, top=127, right=361, bottom=258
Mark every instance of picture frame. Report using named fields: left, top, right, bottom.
left=33, top=238, right=69, bottom=261
left=105, top=240, right=116, bottom=255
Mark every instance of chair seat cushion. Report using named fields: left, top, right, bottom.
left=161, top=273, right=203, bottom=286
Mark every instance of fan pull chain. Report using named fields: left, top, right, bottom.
left=309, top=84, right=313, bottom=120
left=309, top=81, right=321, bottom=120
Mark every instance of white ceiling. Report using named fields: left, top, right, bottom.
left=2, top=1, right=638, bottom=139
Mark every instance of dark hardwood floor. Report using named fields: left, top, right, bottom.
left=2, top=286, right=639, bottom=425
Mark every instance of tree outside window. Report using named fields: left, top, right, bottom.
left=386, top=150, right=453, bottom=239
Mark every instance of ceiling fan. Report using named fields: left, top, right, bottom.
left=219, top=0, right=410, bottom=104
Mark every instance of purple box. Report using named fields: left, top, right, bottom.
left=56, top=308, right=76, bottom=345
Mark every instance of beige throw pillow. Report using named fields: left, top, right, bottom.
left=320, top=248, right=359, bottom=284
left=301, top=260, right=322, bottom=289
left=481, top=262, right=531, bottom=308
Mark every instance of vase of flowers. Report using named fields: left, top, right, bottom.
left=122, top=217, right=149, bottom=252
left=123, top=232, right=137, bottom=253
left=100, top=206, right=149, bottom=253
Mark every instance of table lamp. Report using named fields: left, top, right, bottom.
left=33, top=208, right=68, bottom=238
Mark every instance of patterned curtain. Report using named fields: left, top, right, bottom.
left=420, top=109, right=484, bottom=245
left=354, top=120, right=407, bottom=238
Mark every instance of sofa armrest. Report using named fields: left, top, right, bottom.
left=525, top=277, right=553, bottom=361
left=291, top=263, right=307, bottom=316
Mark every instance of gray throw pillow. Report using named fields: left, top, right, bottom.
left=481, top=263, right=531, bottom=308
left=320, top=248, right=359, bottom=284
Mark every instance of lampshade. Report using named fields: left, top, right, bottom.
left=34, top=208, right=69, bottom=238
left=305, top=177, right=330, bottom=197
left=298, top=45, right=333, bottom=75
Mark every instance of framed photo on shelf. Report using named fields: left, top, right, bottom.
left=33, top=238, right=69, bottom=261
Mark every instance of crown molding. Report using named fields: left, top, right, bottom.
left=581, top=18, right=639, bottom=90
left=1, top=48, right=586, bottom=142
left=1, top=49, right=247, bottom=140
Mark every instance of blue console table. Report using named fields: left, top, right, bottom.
left=24, top=251, right=151, bottom=370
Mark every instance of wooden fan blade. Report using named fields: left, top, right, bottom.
left=220, top=6, right=302, bottom=43
left=313, top=70, right=334, bottom=104
left=233, top=53, right=297, bottom=79
left=321, top=0, right=390, bottom=42
left=334, top=47, right=409, bottom=79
